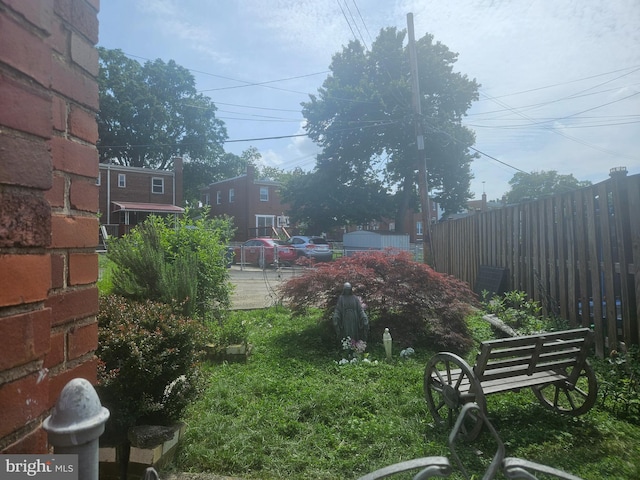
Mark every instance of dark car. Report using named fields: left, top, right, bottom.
left=287, top=235, right=333, bottom=262
left=232, top=238, right=297, bottom=268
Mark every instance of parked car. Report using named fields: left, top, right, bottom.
left=287, top=235, right=333, bottom=262
left=232, top=238, right=297, bottom=268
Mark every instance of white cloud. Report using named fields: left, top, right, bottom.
left=99, top=0, right=640, bottom=202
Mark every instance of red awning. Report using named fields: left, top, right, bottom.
left=111, top=201, right=185, bottom=214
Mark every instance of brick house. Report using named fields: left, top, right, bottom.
left=98, top=158, right=185, bottom=237
left=202, top=165, right=290, bottom=242
left=0, top=0, right=101, bottom=454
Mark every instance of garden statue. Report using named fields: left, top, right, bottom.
left=333, top=282, right=369, bottom=343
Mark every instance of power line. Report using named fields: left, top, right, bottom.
left=119, top=51, right=326, bottom=96
left=475, top=64, right=640, bottom=101
left=351, top=0, right=373, bottom=45
left=342, top=0, right=368, bottom=49
left=336, top=0, right=359, bottom=46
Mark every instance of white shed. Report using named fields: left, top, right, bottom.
left=343, top=231, right=410, bottom=256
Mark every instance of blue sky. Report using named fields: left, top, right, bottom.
left=98, top=0, right=640, bottom=201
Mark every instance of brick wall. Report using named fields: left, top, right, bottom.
left=204, top=166, right=291, bottom=241
left=0, top=0, right=100, bottom=453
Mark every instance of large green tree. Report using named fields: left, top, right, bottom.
left=505, top=170, right=592, bottom=203
left=97, top=48, right=227, bottom=171
left=285, top=28, right=479, bottom=232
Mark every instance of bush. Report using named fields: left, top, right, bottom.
left=96, top=295, right=211, bottom=440
left=279, top=250, right=477, bottom=354
left=594, top=344, right=640, bottom=424
left=105, top=211, right=234, bottom=320
left=482, top=290, right=567, bottom=335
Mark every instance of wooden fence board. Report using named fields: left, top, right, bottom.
left=431, top=173, right=640, bottom=356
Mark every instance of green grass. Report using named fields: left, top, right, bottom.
left=165, top=308, right=640, bottom=479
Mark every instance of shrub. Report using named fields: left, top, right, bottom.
left=482, top=290, right=564, bottom=335
left=593, top=344, right=640, bottom=424
left=96, top=295, right=211, bottom=440
left=279, top=250, right=477, bottom=354
left=106, top=210, right=234, bottom=320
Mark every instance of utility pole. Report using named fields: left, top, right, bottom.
left=407, top=13, right=432, bottom=265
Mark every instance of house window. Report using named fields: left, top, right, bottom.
left=96, top=172, right=101, bottom=186
left=259, top=186, right=269, bottom=202
left=118, top=173, right=126, bottom=188
left=152, top=177, right=164, bottom=194
left=204, top=193, right=210, bottom=206
left=216, top=191, right=222, bottom=204
left=416, top=221, right=423, bottom=236
left=229, top=188, right=235, bottom=203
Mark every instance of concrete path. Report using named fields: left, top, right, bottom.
left=228, top=264, right=303, bottom=310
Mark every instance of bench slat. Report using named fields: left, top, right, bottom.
left=481, top=370, right=568, bottom=395
left=478, top=348, right=581, bottom=373
left=478, top=359, right=577, bottom=384
left=480, top=328, right=590, bottom=348
left=432, top=369, right=570, bottom=396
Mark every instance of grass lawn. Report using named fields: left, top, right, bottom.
left=165, top=308, right=640, bottom=479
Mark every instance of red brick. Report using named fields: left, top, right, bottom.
left=0, top=15, right=52, bottom=87
left=52, top=95, right=67, bottom=132
left=45, top=287, right=98, bottom=326
left=45, top=173, right=66, bottom=208
left=69, top=178, right=98, bottom=212
left=68, top=104, right=98, bottom=143
left=50, top=136, right=98, bottom=177
left=70, top=32, right=99, bottom=76
left=51, top=56, right=99, bottom=110
left=44, top=331, right=65, bottom=369
left=68, top=320, right=98, bottom=359
left=3, top=0, right=54, bottom=34
left=48, top=15, right=68, bottom=55
left=50, top=214, right=98, bottom=248
left=0, top=372, right=50, bottom=439
left=51, top=253, right=65, bottom=289
left=54, top=0, right=99, bottom=45
left=0, top=308, right=52, bottom=370
left=0, top=132, right=52, bottom=189
left=1, top=427, right=48, bottom=454
left=47, top=357, right=98, bottom=410
left=0, top=255, right=51, bottom=307
left=68, top=252, right=97, bottom=285
left=0, top=74, right=51, bottom=138
left=0, top=190, right=51, bottom=248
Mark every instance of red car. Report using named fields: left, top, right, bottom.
left=232, top=238, right=297, bottom=268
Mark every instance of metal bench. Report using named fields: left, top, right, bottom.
left=424, top=328, right=597, bottom=440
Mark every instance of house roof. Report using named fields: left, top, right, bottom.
left=111, top=201, right=185, bottom=214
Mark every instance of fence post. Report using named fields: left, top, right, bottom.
left=43, top=378, right=110, bottom=480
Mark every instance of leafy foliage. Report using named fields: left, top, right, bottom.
left=105, top=211, right=234, bottom=320
left=482, top=290, right=572, bottom=336
left=505, top=170, right=592, bottom=203
left=279, top=250, right=477, bottom=354
left=285, top=28, right=479, bottom=232
left=594, top=345, right=640, bottom=424
left=97, top=48, right=227, bottom=170
left=97, top=295, right=210, bottom=439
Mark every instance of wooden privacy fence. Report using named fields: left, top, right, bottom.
left=430, top=171, right=640, bottom=357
